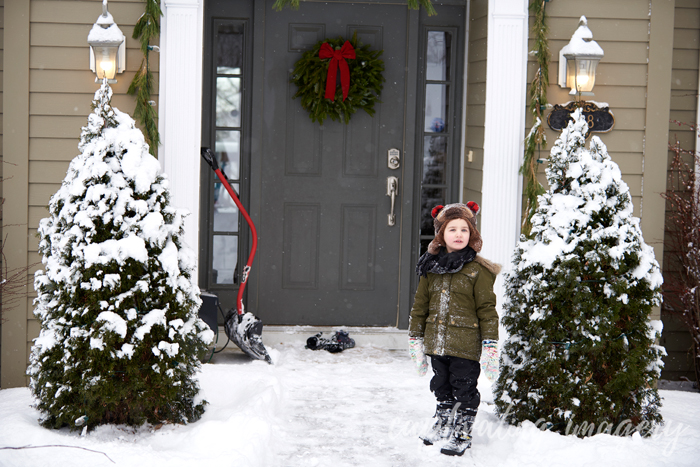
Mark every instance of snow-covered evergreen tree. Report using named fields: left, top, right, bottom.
left=29, top=81, right=214, bottom=430
left=494, top=110, right=665, bottom=437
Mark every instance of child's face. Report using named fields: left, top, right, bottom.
left=443, top=218, right=470, bottom=253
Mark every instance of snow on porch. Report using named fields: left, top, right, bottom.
left=245, top=325, right=409, bottom=350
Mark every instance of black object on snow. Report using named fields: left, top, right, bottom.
left=199, top=292, right=219, bottom=334
left=225, top=310, right=272, bottom=364
left=441, top=405, right=477, bottom=456
left=420, top=401, right=456, bottom=445
left=305, top=331, right=356, bottom=353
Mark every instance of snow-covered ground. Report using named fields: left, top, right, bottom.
left=1, top=342, right=698, bottom=467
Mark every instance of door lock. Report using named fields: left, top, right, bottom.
left=388, top=148, right=400, bottom=170
left=386, top=176, right=399, bottom=226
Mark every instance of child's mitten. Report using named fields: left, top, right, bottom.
left=481, top=339, right=499, bottom=383
left=408, top=337, right=429, bottom=377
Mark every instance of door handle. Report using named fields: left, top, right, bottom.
left=386, top=176, right=398, bottom=226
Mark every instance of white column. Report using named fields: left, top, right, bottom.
left=481, top=0, right=529, bottom=303
left=159, top=0, right=204, bottom=284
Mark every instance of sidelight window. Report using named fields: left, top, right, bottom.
left=209, top=21, right=246, bottom=286
left=419, top=30, right=455, bottom=255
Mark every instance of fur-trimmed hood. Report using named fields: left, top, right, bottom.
left=474, top=255, right=502, bottom=276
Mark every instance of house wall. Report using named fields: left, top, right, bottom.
left=0, top=0, right=4, bottom=375
left=524, top=0, right=678, bottom=378
left=0, top=0, right=158, bottom=388
left=661, top=0, right=700, bottom=381
left=462, top=0, right=487, bottom=206
left=1, top=0, right=29, bottom=390
left=527, top=0, right=658, bottom=217
left=0, top=0, right=688, bottom=386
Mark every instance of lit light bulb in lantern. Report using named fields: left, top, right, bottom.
left=576, top=73, right=589, bottom=87
left=100, top=60, right=114, bottom=75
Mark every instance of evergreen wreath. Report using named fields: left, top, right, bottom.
left=291, top=34, right=385, bottom=125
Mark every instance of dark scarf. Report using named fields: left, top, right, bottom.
left=416, top=246, right=477, bottom=277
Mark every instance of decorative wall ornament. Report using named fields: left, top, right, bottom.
left=291, top=35, right=385, bottom=125
left=547, top=101, right=615, bottom=136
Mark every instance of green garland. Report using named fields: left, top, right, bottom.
left=291, top=34, right=385, bottom=125
left=520, top=0, right=550, bottom=237
left=128, top=0, right=162, bottom=157
left=273, top=0, right=437, bottom=16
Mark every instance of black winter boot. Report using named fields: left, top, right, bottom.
left=440, top=404, right=476, bottom=456
left=420, top=401, right=455, bottom=445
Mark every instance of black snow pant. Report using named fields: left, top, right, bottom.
left=429, top=355, right=481, bottom=409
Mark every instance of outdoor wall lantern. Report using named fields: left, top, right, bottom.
left=558, top=16, right=604, bottom=97
left=548, top=16, right=614, bottom=136
left=88, top=0, right=125, bottom=82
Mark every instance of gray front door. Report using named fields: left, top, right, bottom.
left=255, top=1, right=411, bottom=326
left=202, top=1, right=467, bottom=327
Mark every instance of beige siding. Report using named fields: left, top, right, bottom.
left=0, top=0, right=3, bottom=230
left=462, top=0, right=487, bottom=206
left=1, top=0, right=159, bottom=387
left=525, top=0, right=652, bottom=219
left=0, top=0, right=4, bottom=373
left=661, top=0, right=700, bottom=381
left=27, top=3, right=160, bottom=297
left=1, top=0, right=29, bottom=389
left=28, top=0, right=158, bottom=184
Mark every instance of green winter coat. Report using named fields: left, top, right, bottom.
left=408, top=256, right=500, bottom=362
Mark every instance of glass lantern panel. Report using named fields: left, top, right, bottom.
left=424, top=84, right=449, bottom=133
left=216, top=23, right=244, bottom=75
left=565, top=58, right=576, bottom=89
left=566, top=57, right=598, bottom=93
left=422, top=135, right=447, bottom=185
left=216, top=77, right=242, bottom=128
left=213, top=235, right=238, bottom=284
left=215, top=130, right=240, bottom=180
left=426, top=31, right=451, bottom=81
left=575, top=59, right=598, bottom=92
left=214, top=182, right=240, bottom=233
left=94, top=45, right=119, bottom=80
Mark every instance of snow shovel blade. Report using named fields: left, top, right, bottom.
left=225, top=311, right=272, bottom=364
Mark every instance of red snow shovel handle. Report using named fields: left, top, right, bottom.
left=201, top=148, right=257, bottom=316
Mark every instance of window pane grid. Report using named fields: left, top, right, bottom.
left=210, top=19, right=246, bottom=288
left=419, top=29, right=453, bottom=256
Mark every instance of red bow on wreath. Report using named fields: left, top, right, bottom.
left=319, top=41, right=356, bottom=102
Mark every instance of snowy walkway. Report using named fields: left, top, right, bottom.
left=1, top=343, right=699, bottom=466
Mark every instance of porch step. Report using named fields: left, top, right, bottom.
left=214, top=326, right=409, bottom=351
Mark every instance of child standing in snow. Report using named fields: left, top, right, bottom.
left=408, top=202, right=500, bottom=456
